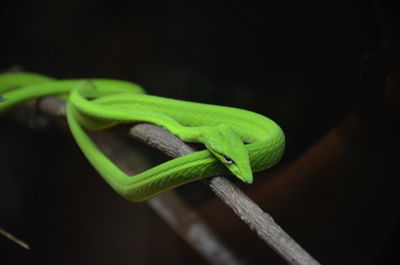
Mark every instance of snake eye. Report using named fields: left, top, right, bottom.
left=223, top=155, right=234, bottom=164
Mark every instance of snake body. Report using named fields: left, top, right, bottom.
left=0, top=72, right=285, bottom=202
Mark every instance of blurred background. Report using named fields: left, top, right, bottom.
left=0, top=0, right=398, bottom=264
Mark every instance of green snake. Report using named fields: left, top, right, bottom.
left=0, top=72, right=285, bottom=202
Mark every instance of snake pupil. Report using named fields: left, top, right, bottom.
left=223, top=155, right=234, bottom=164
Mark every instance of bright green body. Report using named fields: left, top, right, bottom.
left=0, top=72, right=285, bottom=202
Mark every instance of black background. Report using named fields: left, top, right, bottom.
left=0, top=1, right=396, bottom=265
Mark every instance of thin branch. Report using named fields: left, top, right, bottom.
left=131, top=123, right=320, bottom=265
left=205, top=177, right=318, bottom=265
left=0, top=227, right=30, bottom=250
left=18, top=96, right=320, bottom=265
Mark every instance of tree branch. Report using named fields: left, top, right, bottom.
left=131, top=123, right=320, bottom=265
left=0, top=227, right=30, bottom=250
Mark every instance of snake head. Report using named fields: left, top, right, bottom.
left=203, top=124, right=253, bottom=184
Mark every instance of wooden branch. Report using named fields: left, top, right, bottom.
left=131, top=123, right=320, bottom=265
left=14, top=96, right=320, bottom=265
left=0, top=227, right=30, bottom=250
left=205, top=177, right=318, bottom=265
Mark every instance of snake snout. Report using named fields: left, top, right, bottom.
left=238, top=164, right=254, bottom=184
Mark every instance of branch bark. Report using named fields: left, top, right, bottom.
left=131, top=123, right=320, bottom=265
left=0, top=227, right=30, bottom=250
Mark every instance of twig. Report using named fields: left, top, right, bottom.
left=19, top=96, right=319, bottom=265
left=131, top=123, right=320, bottom=265
left=0, top=227, right=30, bottom=250
left=205, top=177, right=319, bottom=265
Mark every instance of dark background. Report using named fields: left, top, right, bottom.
left=0, top=0, right=397, bottom=264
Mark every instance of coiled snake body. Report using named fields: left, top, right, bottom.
left=0, top=72, right=285, bottom=202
